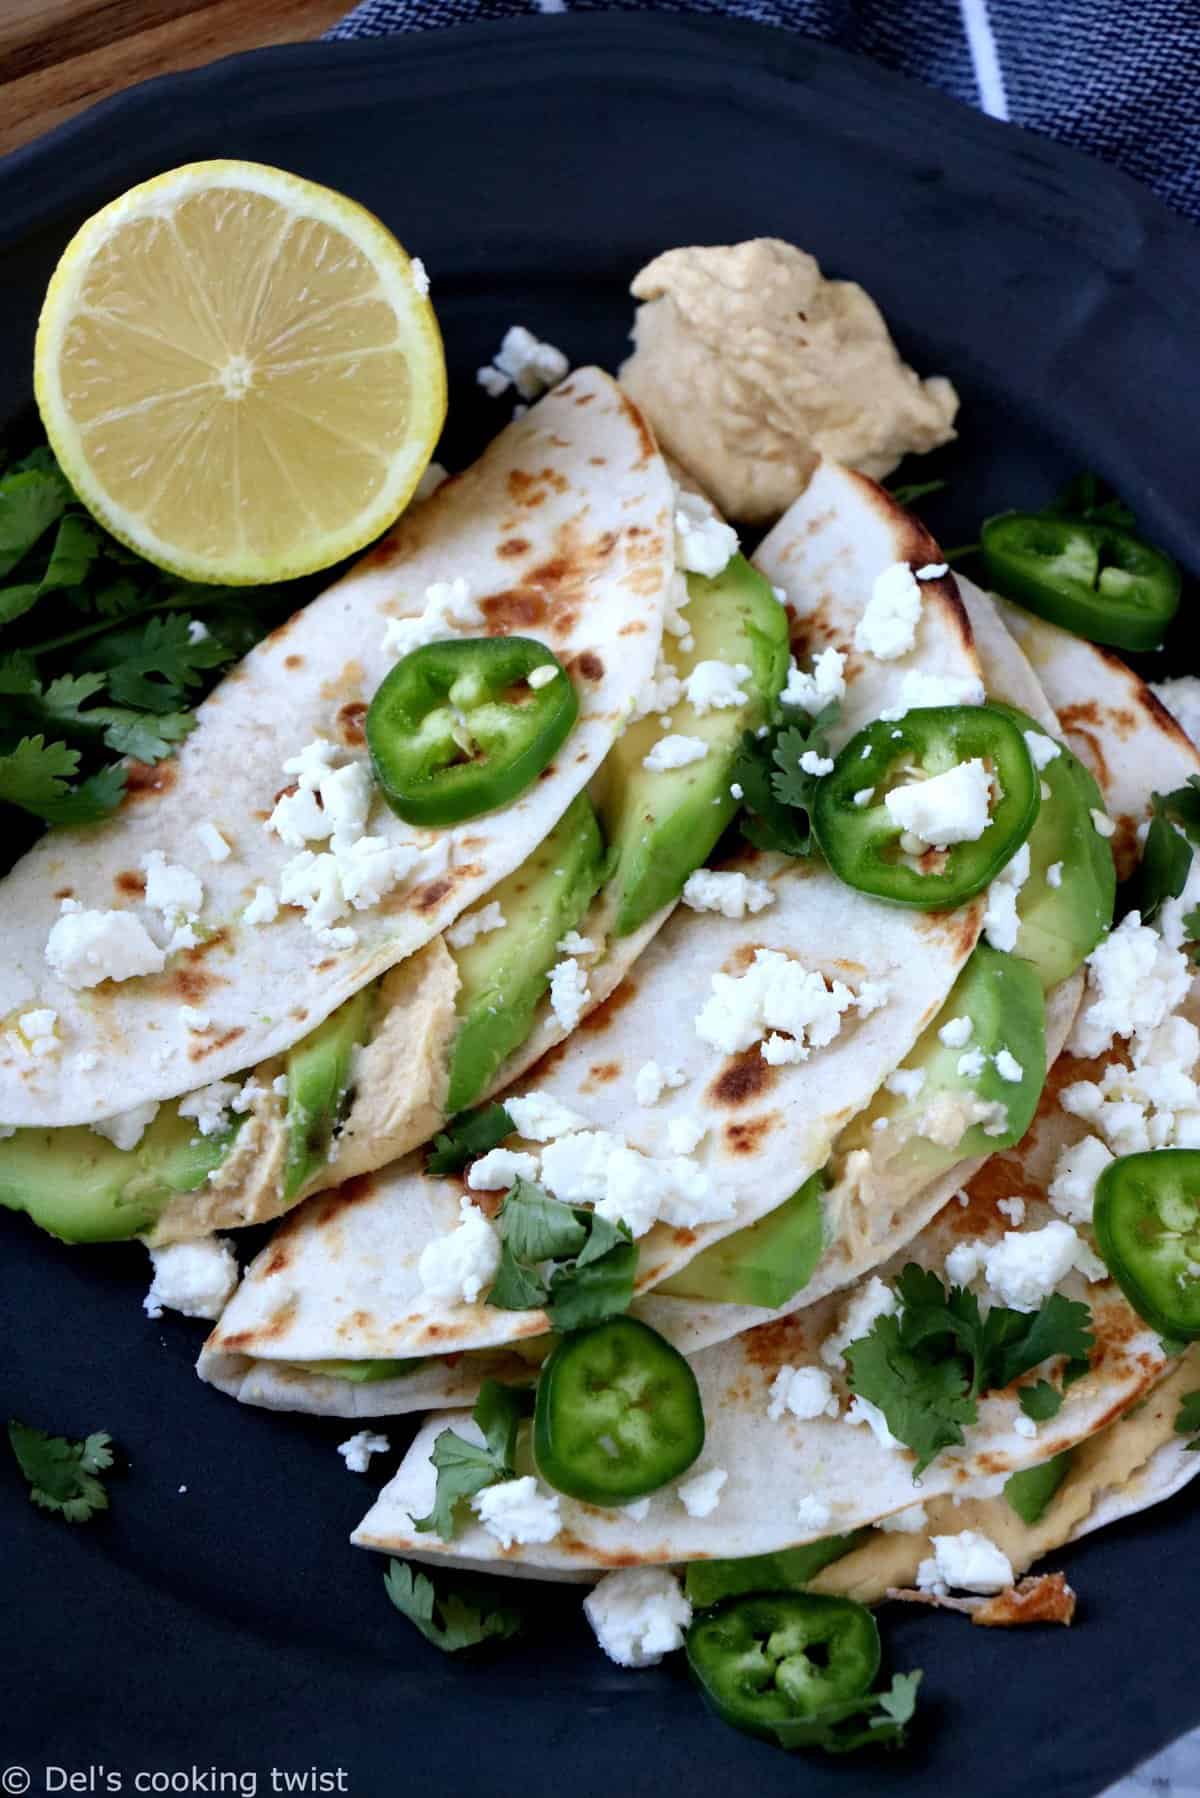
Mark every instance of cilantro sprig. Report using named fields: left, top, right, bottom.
left=768, top=1670, right=924, bottom=1754
left=8, top=1419, right=115, bottom=1522
left=488, top=1177, right=637, bottom=1330
left=1174, top=1390, right=1200, bottom=1451
left=426, top=1104, right=516, bottom=1176
left=384, top=1558, right=524, bottom=1653
left=1136, top=776, right=1200, bottom=927
left=731, top=699, right=839, bottom=858
left=413, top=1380, right=526, bottom=1539
left=0, top=441, right=303, bottom=845
left=845, top=1265, right=1094, bottom=1475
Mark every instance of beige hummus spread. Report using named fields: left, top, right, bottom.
left=620, top=238, right=959, bottom=524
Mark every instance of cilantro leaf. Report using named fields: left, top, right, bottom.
left=733, top=699, right=839, bottom=858
left=1175, top=1390, right=1200, bottom=1449
left=412, top=1380, right=522, bottom=1539
left=383, top=1559, right=523, bottom=1653
left=1047, top=472, right=1135, bottom=530
left=80, top=612, right=228, bottom=713
left=0, top=466, right=70, bottom=578
left=1134, top=778, right=1200, bottom=924
left=487, top=1178, right=637, bottom=1329
left=1018, top=1381, right=1064, bottom=1422
left=34, top=763, right=128, bottom=827
left=9, top=1420, right=114, bottom=1522
left=847, top=1265, right=1094, bottom=1474
left=769, top=1669, right=924, bottom=1754
left=425, top=1104, right=515, bottom=1176
left=888, top=477, right=947, bottom=507
left=40, top=514, right=102, bottom=593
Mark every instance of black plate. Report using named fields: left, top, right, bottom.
left=3, top=17, right=1199, bottom=1797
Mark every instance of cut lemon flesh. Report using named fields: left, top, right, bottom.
left=34, top=160, right=446, bottom=584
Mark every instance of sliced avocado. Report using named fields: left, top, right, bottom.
left=1004, top=1449, right=1073, bottom=1525
left=1005, top=713, right=1115, bottom=988
left=594, top=555, right=790, bottom=935
left=288, top=1357, right=427, bottom=1383
left=0, top=1106, right=240, bottom=1244
left=684, top=1532, right=869, bottom=1608
left=656, top=1169, right=826, bottom=1308
left=446, top=792, right=605, bottom=1113
left=283, top=985, right=377, bottom=1201
left=847, top=942, right=1046, bottom=1176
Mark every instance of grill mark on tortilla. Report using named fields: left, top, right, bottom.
left=578, top=978, right=639, bottom=1034
left=1056, top=705, right=1110, bottom=789
left=320, top=659, right=365, bottom=706
left=586, top=1060, right=621, bottom=1085
left=284, top=654, right=304, bottom=670
left=499, top=537, right=531, bottom=559
left=571, top=651, right=605, bottom=682
left=52, top=886, right=74, bottom=899
left=309, top=1174, right=379, bottom=1228
left=123, top=759, right=178, bottom=803
left=336, top=700, right=368, bottom=746
left=172, top=965, right=223, bottom=1004
left=114, top=870, right=146, bottom=898
left=188, top=1025, right=243, bottom=1061
left=723, top=1114, right=776, bottom=1155
left=709, top=1046, right=779, bottom=1108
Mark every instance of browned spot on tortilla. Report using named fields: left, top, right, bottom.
left=312, top=1174, right=378, bottom=1226
left=1057, top=705, right=1110, bottom=790
left=725, top=942, right=763, bottom=976
left=973, top=1573, right=1076, bottom=1629
left=481, top=588, right=549, bottom=631
left=499, top=537, right=531, bottom=559
left=412, top=877, right=453, bottom=913
left=571, top=650, right=604, bottom=682
left=172, top=966, right=218, bottom=1004
left=284, top=654, right=304, bottom=670
left=290, top=1007, right=309, bottom=1022
left=574, top=393, right=594, bottom=407
left=671, top=1227, right=697, bottom=1249
left=52, top=886, right=74, bottom=899
left=1110, top=814, right=1141, bottom=881
left=1141, top=681, right=1199, bottom=754
left=723, top=1114, right=776, bottom=1155
left=709, top=1046, right=778, bottom=1108
left=320, top=659, right=365, bottom=706
left=337, top=700, right=368, bottom=747
left=263, top=610, right=303, bottom=647
left=187, top=1025, right=243, bottom=1060
left=273, top=781, right=299, bottom=807
left=588, top=1060, right=621, bottom=1083
left=954, top=1154, right=1030, bottom=1234
left=507, top=466, right=569, bottom=506
left=622, top=391, right=658, bottom=467
left=314, top=958, right=336, bottom=973
left=123, top=759, right=178, bottom=803
left=580, top=978, right=639, bottom=1033
left=618, top=620, right=647, bottom=636
left=739, top=1313, right=812, bottom=1371
left=261, top=1245, right=291, bottom=1278
left=114, top=870, right=146, bottom=898
left=589, top=455, right=606, bottom=465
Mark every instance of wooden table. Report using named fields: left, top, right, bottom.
left=0, top=0, right=348, bottom=158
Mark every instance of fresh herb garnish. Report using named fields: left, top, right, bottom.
left=731, top=699, right=839, bottom=857
left=1046, top=471, right=1135, bottom=530
left=887, top=478, right=947, bottom=508
left=413, top=1380, right=524, bottom=1539
left=383, top=1558, right=524, bottom=1652
left=1134, top=776, right=1200, bottom=924
left=769, top=1670, right=924, bottom=1754
left=846, top=1265, right=1094, bottom=1474
left=487, top=1177, right=637, bottom=1329
left=425, top=1103, right=516, bottom=1176
left=1018, top=1380, right=1064, bottom=1422
left=1174, top=1390, right=1200, bottom=1451
left=8, top=1419, right=114, bottom=1522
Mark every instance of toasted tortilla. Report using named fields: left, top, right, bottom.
left=0, top=369, right=673, bottom=1128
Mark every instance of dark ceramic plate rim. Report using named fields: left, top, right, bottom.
left=2, top=18, right=1200, bottom=1798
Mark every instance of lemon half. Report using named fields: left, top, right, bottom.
left=35, top=160, right=446, bottom=584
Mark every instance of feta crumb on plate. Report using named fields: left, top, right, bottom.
left=338, top=1431, right=390, bottom=1474
left=584, top=1567, right=691, bottom=1668
left=143, top=1236, right=238, bottom=1321
left=488, top=324, right=570, bottom=401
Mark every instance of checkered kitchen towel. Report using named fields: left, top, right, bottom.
left=328, top=0, right=1200, bottom=224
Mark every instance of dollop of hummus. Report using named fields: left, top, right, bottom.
left=620, top=238, right=959, bottom=524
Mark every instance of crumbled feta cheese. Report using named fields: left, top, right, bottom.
left=1013, top=1414, right=1038, bottom=1439
left=556, top=930, right=595, bottom=956
left=446, top=902, right=507, bottom=950
left=1152, top=678, right=1200, bottom=746
left=1048, top=1135, right=1114, bottom=1225
left=996, top=1196, right=1026, bottom=1225
left=539, top=1129, right=621, bottom=1205
left=548, top=957, right=590, bottom=1031
left=634, top=1061, right=687, bottom=1107
left=854, top=562, right=923, bottom=661
left=1091, top=808, right=1116, bottom=838
left=381, top=578, right=485, bottom=658
left=695, top=948, right=856, bottom=1064
left=674, top=489, right=738, bottom=578
left=994, top=1049, right=1024, bottom=1083
left=45, top=906, right=167, bottom=988
left=1046, top=861, right=1064, bottom=889
left=1024, top=731, right=1061, bottom=771
left=643, top=733, right=710, bottom=773
left=1070, top=912, right=1191, bottom=1059
left=527, top=663, right=560, bottom=690
left=916, top=563, right=948, bottom=580
left=853, top=787, right=875, bottom=808
left=141, top=851, right=205, bottom=933
left=504, top=1091, right=587, bottom=1142
left=885, top=759, right=993, bottom=848
left=796, top=1493, right=834, bottom=1531
left=780, top=647, right=846, bottom=715
left=622, top=1498, right=652, bottom=1521
left=821, top=1277, right=898, bottom=1370
left=143, top=1236, right=238, bottom=1320
left=956, top=1047, right=987, bottom=1079
left=880, top=1502, right=929, bottom=1534
left=476, top=364, right=511, bottom=397
left=846, top=1395, right=901, bottom=1450
left=410, top=257, right=430, bottom=295
left=879, top=670, right=986, bottom=722
left=18, top=1008, right=59, bottom=1057
left=413, top=460, right=449, bottom=501
left=938, top=1015, right=973, bottom=1049
left=666, top=1115, right=708, bottom=1154
left=799, top=749, right=835, bottom=776
left=318, top=762, right=374, bottom=847
left=278, top=836, right=420, bottom=932
left=983, top=842, right=1031, bottom=954
left=730, top=782, right=745, bottom=801
left=92, top=1100, right=159, bottom=1152
left=272, top=1075, right=289, bottom=1098
left=886, top=1067, right=926, bottom=1100
left=584, top=1568, right=692, bottom=1668
left=416, top=1197, right=501, bottom=1303
left=243, top=885, right=279, bottom=925
left=982, top=1220, right=1105, bottom=1312
left=681, top=869, right=775, bottom=918
left=539, top=1130, right=729, bottom=1236
left=338, top=1430, right=390, bottom=1473
left=186, top=618, right=210, bottom=643
left=492, top=325, right=570, bottom=401
left=467, top=1148, right=540, bottom=1191
left=677, top=1467, right=727, bottom=1518
left=917, top=1531, right=1013, bottom=1595
left=945, top=1240, right=985, bottom=1287
left=767, top=1365, right=839, bottom=1422
left=855, top=980, right=891, bottom=1016
left=683, top=660, right=751, bottom=714
left=178, top=1080, right=241, bottom=1138
left=472, top=1475, right=561, bottom=1546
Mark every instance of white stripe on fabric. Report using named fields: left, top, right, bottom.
left=958, top=0, right=1009, bottom=120
left=535, top=0, right=568, bottom=11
